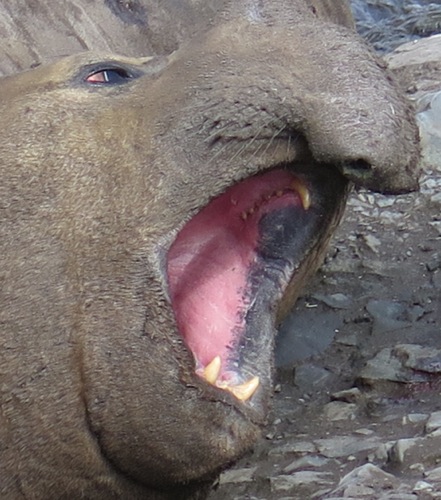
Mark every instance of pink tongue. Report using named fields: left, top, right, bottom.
left=167, top=169, right=302, bottom=378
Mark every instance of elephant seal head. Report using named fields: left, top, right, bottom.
left=0, top=2, right=419, bottom=499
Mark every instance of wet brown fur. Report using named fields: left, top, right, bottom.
left=0, top=1, right=420, bottom=498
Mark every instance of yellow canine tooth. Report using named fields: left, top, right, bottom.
left=218, top=376, right=260, bottom=401
left=202, top=356, right=221, bottom=385
left=291, top=178, right=311, bottom=210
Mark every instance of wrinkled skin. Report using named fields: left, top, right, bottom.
left=0, top=1, right=420, bottom=499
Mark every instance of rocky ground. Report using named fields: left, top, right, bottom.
left=351, top=0, right=441, bottom=53
left=208, top=35, right=441, bottom=500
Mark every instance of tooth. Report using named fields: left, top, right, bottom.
left=202, top=356, right=221, bottom=385
left=248, top=207, right=255, bottom=215
left=219, top=376, right=260, bottom=401
left=291, top=179, right=311, bottom=210
left=241, top=211, right=247, bottom=220
left=276, top=190, right=283, bottom=197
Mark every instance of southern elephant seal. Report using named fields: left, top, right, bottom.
left=0, top=1, right=420, bottom=498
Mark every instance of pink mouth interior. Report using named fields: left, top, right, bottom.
left=166, top=169, right=304, bottom=381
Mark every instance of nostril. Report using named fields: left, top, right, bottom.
left=339, top=159, right=374, bottom=187
left=344, top=160, right=372, bottom=172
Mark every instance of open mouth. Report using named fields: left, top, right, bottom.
left=167, top=166, right=347, bottom=405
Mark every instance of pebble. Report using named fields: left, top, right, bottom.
left=409, top=463, right=425, bottom=472
left=323, top=402, right=357, bottom=421
left=376, top=197, right=396, bottom=208
left=312, top=292, right=353, bottom=309
left=429, top=221, right=441, bottom=236
left=431, top=192, right=441, bottom=205
left=426, top=411, right=441, bottom=434
left=362, top=233, right=381, bottom=252
left=427, top=253, right=441, bottom=273
left=354, top=428, right=374, bottom=436
left=282, top=455, right=329, bottom=474
left=331, top=387, right=362, bottom=403
left=414, top=480, right=434, bottom=492
left=406, top=413, right=429, bottom=424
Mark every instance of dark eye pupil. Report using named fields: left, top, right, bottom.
left=86, top=68, right=132, bottom=85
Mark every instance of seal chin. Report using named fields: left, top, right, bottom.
left=167, top=165, right=348, bottom=406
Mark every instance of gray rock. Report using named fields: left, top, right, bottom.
left=359, top=348, right=409, bottom=385
left=407, top=304, right=425, bottom=322
left=426, top=411, right=441, bottom=434
left=381, top=495, right=418, bottom=500
left=366, top=299, right=411, bottom=335
left=315, top=436, right=380, bottom=458
left=389, top=438, right=423, bottom=464
left=431, top=192, right=441, bottom=205
left=326, top=464, right=400, bottom=499
left=294, top=364, right=333, bottom=392
left=268, top=440, right=316, bottom=456
left=376, top=197, right=396, bottom=208
left=335, top=333, right=358, bottom=346
left=407, top=413, right=429, bottom=424
left=283, top=455, right=330, bottom=474
left=434, top=270, right=441, bottom=288
left=323, top=401, right=357, bottom=421
left=424, top=465, right=441, bottom=482
left=371, top=442, right=394, bottom=462
left=312, top=292, right=353, bottom=309
left=328, top=463, right=401, bottom=498
left=276, top=309, right=342, bottom=366
left=414, top=480, right=434, bottom=492
left=417, top=90, right=441, bottom=171
left=331, top=388, right=362, bottom=404
left=359, top=345, right=437, bottom=389
left=429, top=221, right=441, bottom=236
left=427, top=253, right=441, bottom=273
left=218, top=467, right=257, bottom=485
left=396, top=344, right=441, bottom=374
left=271, top=471, right=334, bottom=492
left=362, top=233, right=381, bottom=253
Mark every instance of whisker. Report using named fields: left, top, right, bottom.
left=223, top=117, right=275, bottom=166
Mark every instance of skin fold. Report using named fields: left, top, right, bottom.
left=0, top=1, right=420, bottom=498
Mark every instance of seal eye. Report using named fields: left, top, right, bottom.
left=85, top=68, right=132, bottom=85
